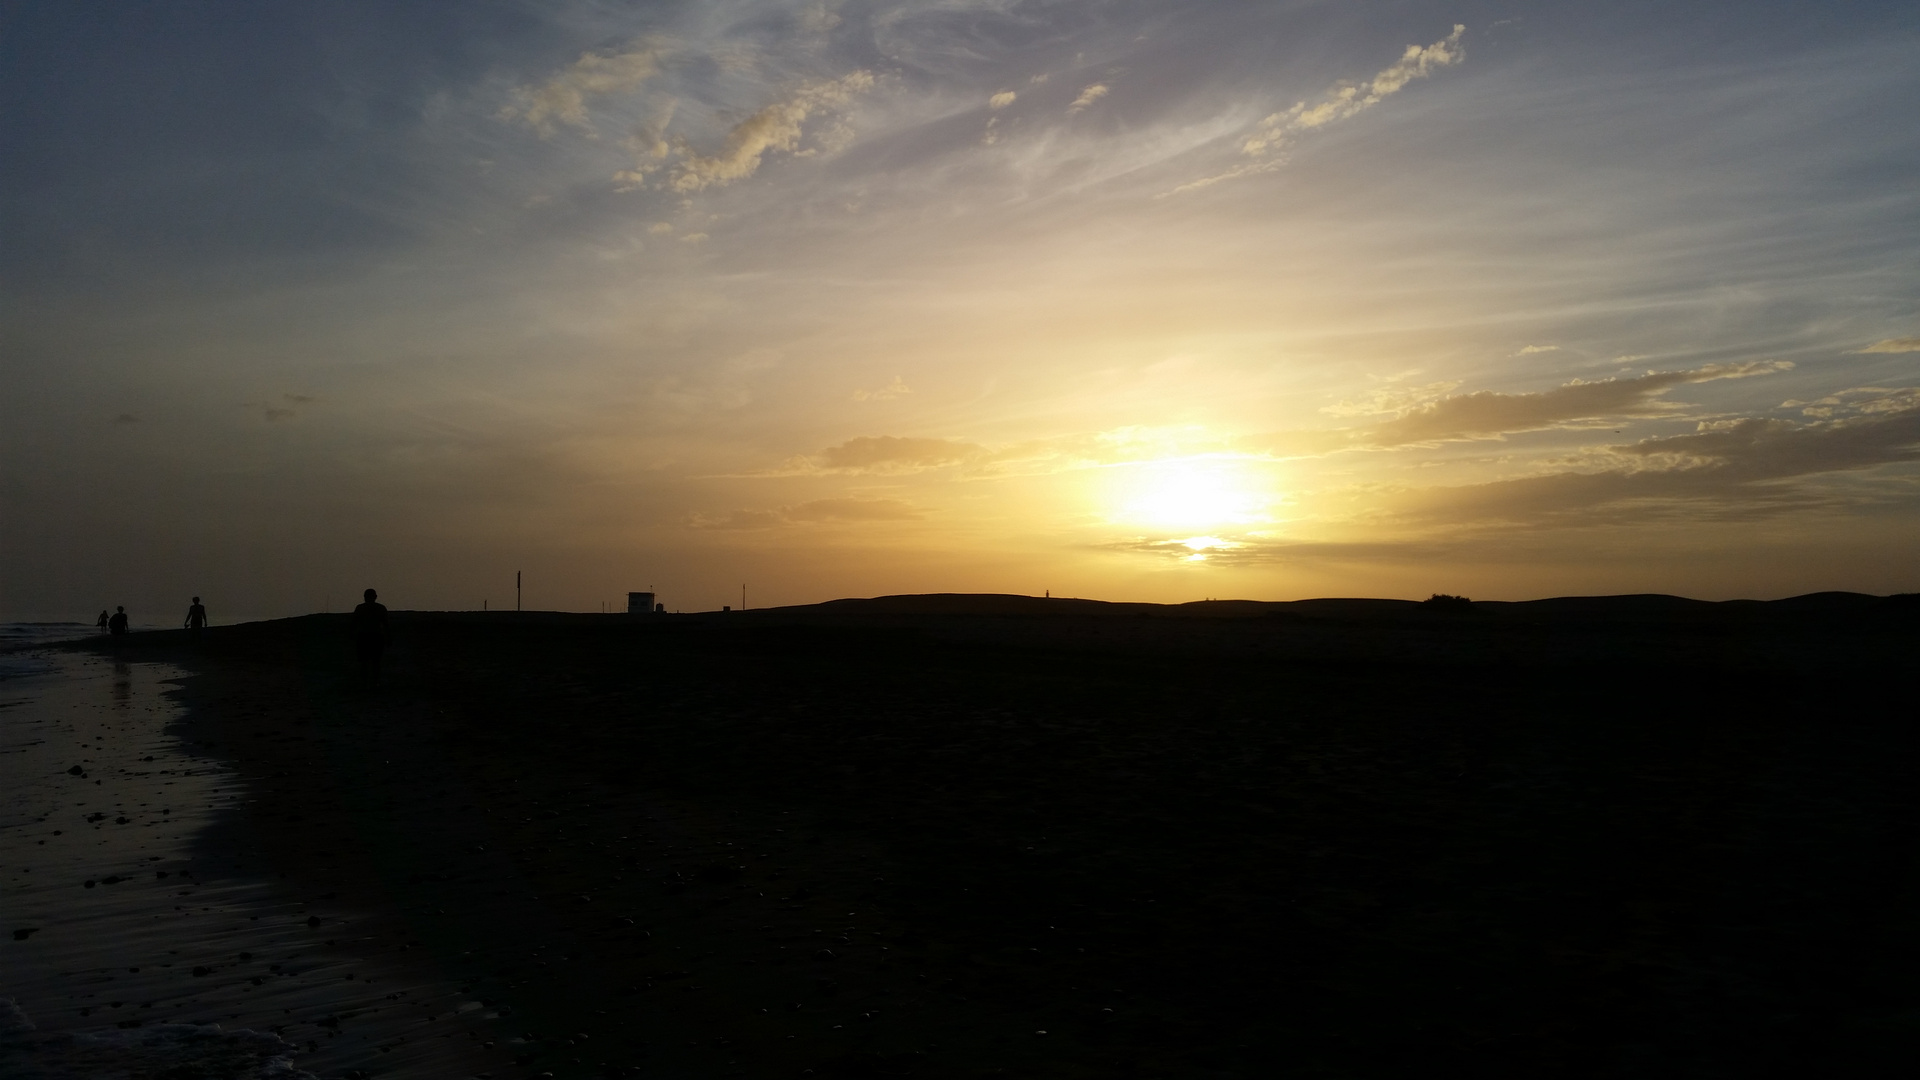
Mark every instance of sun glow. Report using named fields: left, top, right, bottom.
left=1175, top=535, right=1241, bottom=562
left=1106, top=456, right=1272, bottom=530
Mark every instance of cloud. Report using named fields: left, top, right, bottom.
left=1321, top=379, right=1461, bottom=419
left=763, top=427, right=1244, bottom=480
left=1067, top=83, right=1109, bottom=115
left=1168, top=25, right=1464, bottom=194
left=651, top=349, right=780, bottom=413
left=1615, top=390, right=1920, bottom=474
left=1516, top=344, right=1559, bottom=355
left=812, top=435, right=984, bottom=473
left=1237, top=428, right=1363, bottom=459
left=1851, top=338, right=1920, bottom=354
left=1783, top=386, right=1920, bottom=418
left=1243, top=362, right=1795, bottom=459
left=1283, top=24, right=1466, bottom=132
left=1399, top=391, right=1920, bottom=525
left=1362, top=361, right=1792, bottom=447
left=692, top=497, right=922, bottom=529
left=852, top=376, right=911, bottom=401
left=1105, top=535, right=1447, bottom=567
left=500, top=42, right=663, bottom=136
left=244, top=393, right=318, bottom=422
left=798, top=2, right=842, bottom=36
left=112, top=413, right=138, bottom=424
left=785, top=497, right=920, bottom=522
left=989, top=90, right=1017, bottom=109
left=652, top=71, right=875, bottom=193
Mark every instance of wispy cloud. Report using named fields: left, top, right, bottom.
left=1617, top=389, right=1920, bottom=473
left=766, top=428, right=1197, bottom=479
left=1362, top=361, right=1791, bottom=446
left=499, top=41, right=663, bottom=136
left=245, top=392, right=319, bottom=423
left=1279, top=24, right=1466, bottom=133
left=1321, top=379, right=1462, bottom=419
left=1106, top=535, right=1446, bottom=567
left=1168, top=24, right=1465, bottom=194
left=1250, top=362, right=1797, bottom=456
left=1399, top=391, right=1920, bottom=525
left=1851, top=337, right=1920, bottom=354
left=805, top=435, right=984, bottom=473
left=650, top=349, right=780, bottom=413
left=1067, top=83, right=1108, bottom=115
left=852, top=376, right=911, bottom=401
left=1783, top=386, right=1920, bottom=418
left=616, top=71, right=875, bottom=192
left=691, top=497, right=922, bottom=529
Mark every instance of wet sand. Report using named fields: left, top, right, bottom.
left=2, top=643, right=494, bottom=1079
left=23, top=594, right=1920, bottom=1078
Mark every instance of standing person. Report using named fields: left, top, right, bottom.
left=107, top=607, right=129, bottom=636
left=351, top=588, right=388, bottom=685
left=184, top=597, right=208, bottom=632
left=96, top=610, right=110, bottom=633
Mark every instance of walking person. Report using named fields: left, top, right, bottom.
left=107, top=607, right=129, bottom=637
left=351, top=588, right=388, bottom=686
left=184, top=597, right=208, bottom=633
left=95, top=610, right=110, bottom=634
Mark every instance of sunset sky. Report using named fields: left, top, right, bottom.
left=4, top=1, right=1918, bottom=619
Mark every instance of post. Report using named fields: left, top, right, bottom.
left=517, top=571, right=522, bottom=612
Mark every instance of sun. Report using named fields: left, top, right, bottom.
left=1106, top=455, right=1271, bottom=530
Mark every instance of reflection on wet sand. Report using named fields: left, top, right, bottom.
left=1, top=648, right=495, bottom=1079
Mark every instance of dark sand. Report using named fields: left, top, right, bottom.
left=49, top=593, right=1920, bottom=1077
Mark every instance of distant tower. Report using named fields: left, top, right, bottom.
left=627, top=591, right=656, bottom=615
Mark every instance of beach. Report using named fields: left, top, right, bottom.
left=0, top=630, right=495, bottom=1079
left=8, top=595, right=1919, bottom=1078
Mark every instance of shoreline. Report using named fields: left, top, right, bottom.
left=1, top=644, right=498, bottom=1080
left=31, top=598, right=1920, bottom=1077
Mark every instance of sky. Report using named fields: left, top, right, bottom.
left=3, top=0, right=1919, bottom=619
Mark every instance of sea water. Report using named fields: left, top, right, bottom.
left=1, top=627, right=496, bottom=1079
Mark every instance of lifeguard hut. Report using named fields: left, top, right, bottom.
left=627, top=591, right=657, bottom=614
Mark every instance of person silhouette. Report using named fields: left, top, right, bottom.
left=96, top=610, right=110, bottom=633
left=107, top=607, right=129, bottom=636
left=184, top=597, right=207, bottom=632
left=351, top=588, right=388, bottom=684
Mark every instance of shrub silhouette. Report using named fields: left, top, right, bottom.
left=1423, top=593, right=1472, bottom=610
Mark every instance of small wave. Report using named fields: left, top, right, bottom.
left=0, top=998, right=315, bottom=1080
left=1, top=624, right=98, bottom=681
left=0, top=623, right=93, bottom=644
